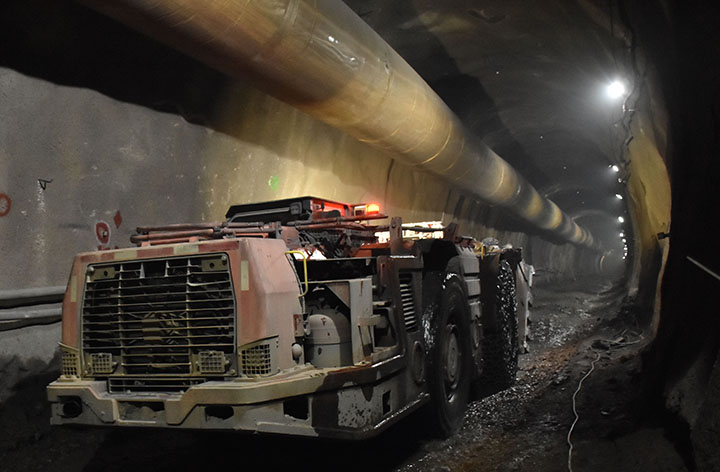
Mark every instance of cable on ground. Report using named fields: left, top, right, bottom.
left=567, top=349, right=602, bottom=472
left=566, top=332, right=645, bottom=472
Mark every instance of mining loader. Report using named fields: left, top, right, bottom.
left=47, top=196, right=521, bottom=439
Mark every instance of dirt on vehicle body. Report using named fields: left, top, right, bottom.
left=47, top=196, right=522, bottom=439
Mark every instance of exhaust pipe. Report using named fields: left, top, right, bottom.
left=78, top=0, right=594, bottom=247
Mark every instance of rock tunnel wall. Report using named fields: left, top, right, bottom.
left=625, top=1, right=720, bottom=469
left=622, top=76, right=672, bottom=327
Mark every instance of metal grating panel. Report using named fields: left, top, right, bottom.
left=61, top=350, right=79, bottom=377
left=240, top=340, right=275, bottom=377
left=399, top=273, right=417, bottom=331
left=81, top=254, right=236, bottom=390
left=90, top=352, right=114, bottom=374
left=198, top=350, right=227, bottom=374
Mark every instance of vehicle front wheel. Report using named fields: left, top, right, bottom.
left=423, top=272, right=473, bottom=437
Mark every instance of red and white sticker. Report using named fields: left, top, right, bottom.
left=95, top=221, right=111, bottom=250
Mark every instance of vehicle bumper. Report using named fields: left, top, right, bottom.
left=47, top=365, right=423, bottom=439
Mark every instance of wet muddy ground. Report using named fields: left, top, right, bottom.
left=0, top=276, right=690, bottom=471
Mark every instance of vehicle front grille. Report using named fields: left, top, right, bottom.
left=81, top=254, right=236, bottom=385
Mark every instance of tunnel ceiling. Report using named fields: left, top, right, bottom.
left=346, top=0, right=633, bottom=250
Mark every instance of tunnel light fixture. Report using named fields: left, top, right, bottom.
left=606, top=80, right=627, bottom=99
left=611, top=165, right=620, bottom=173
left=618, top=216, right=625, bottom=223
left=619, top=232, right=625, bottom=237
left=622, top=238, right=627, bottom=243
left=615, top=193, right=623, bottom=200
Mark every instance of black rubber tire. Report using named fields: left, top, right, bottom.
left=422, top=272, right=473, bottom=437
left=477, top=260, right=518, bottom=392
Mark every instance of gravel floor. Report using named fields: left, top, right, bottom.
left=0, top=275, right=689, bottom=472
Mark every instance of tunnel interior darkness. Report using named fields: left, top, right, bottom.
left=0, top=0, right=719, bottom=469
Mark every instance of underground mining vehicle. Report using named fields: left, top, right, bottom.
left=47, top=196, right=522, bottom=439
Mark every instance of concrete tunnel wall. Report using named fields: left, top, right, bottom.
left=0, top=67, right=543, bottom=292
left=0, top=68, right=542, bottom=398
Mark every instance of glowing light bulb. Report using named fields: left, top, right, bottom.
left=615, top=193, right=623, bottom=200
left=618, top=216, right=625, bottom=223
left=366, top=203, right=380, bottom=214
left=607, top=80, right=626, bottom=99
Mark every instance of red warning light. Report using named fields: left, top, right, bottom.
left=366, top=203, right=380, bottom=214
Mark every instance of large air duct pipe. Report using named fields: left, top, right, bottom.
left=79, top=0, right=594, bottom=247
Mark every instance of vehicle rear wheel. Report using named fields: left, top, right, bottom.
left=423, top=272, right=473, bottom=437
left=477, top=260, right=518, bottom=393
